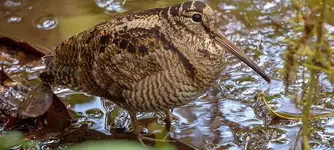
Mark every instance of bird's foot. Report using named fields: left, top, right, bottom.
left=136, top=133, right=146, bottom=146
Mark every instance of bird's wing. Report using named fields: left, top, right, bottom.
left=91, top=23, right=174, bottom=91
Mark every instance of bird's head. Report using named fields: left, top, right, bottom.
left=161, top=1, right=271, bottom=83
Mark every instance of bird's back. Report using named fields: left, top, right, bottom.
left=40, top=7, right=179, bottom=102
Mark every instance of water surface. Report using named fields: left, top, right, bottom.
left=1, top=0, right=333, bottom=149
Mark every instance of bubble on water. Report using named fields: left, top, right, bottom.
left=205, top=143, right=220, bottom=149
left=95, top=0, right=125, bottom=12
left=219, top=4, right=237, bottom=10
left=27, top=6, right=33, bottom=10
left=33, top=15, right=58, bottom=30
left=7, top=15, right=22, bottom=23
left=86, top=108, right=104, bottom=119
left=4, top=0, right=21, bottom=7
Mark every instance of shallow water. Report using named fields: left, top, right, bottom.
left=0, top=0, right=334, bottom=149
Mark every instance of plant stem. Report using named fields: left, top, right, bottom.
left=301, top=69, right=316, bottom=150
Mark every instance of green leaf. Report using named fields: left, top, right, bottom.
left=66, top=140, right=154, bottom=150
left=0, top=131, right=24, bottom=149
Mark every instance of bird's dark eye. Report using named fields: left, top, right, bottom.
left=192, top=14, right=202, bottom=22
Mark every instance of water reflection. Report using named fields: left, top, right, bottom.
left=220, top=100, right=263, bottom=127
left=33, top=15, right=58, bottom=30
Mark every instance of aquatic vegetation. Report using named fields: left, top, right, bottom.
left=281, top=0, right=333, bottom=149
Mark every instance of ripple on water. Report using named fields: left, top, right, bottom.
left=220, top=100, right=263, bottom=127
left=33, top=15, right=58, bottom=30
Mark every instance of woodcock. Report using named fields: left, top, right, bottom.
left=39, top=1, right=271, bottom=144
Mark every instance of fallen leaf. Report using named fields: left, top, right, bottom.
left=19, top=83, right=54, bottom=119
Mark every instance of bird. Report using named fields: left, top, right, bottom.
left=39, top=1, right=271, bottom=144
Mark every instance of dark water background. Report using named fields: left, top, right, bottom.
left=0, top=0, right=333, bottom=149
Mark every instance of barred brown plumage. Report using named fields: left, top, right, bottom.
left=39, top=1, right=271, bottom=144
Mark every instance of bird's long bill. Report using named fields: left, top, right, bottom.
left=214, top=32, right=271, bottom=83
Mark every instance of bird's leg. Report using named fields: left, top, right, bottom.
left=129, top=111, right=171, bottom=145
left=129, top=112, right=145, bottom=145
left=164, top=110, right=172, bottom=132
left=161, top=110, right=174, bottom=141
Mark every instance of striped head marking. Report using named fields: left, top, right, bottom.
left=163, top=1, right=217, bottom=37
